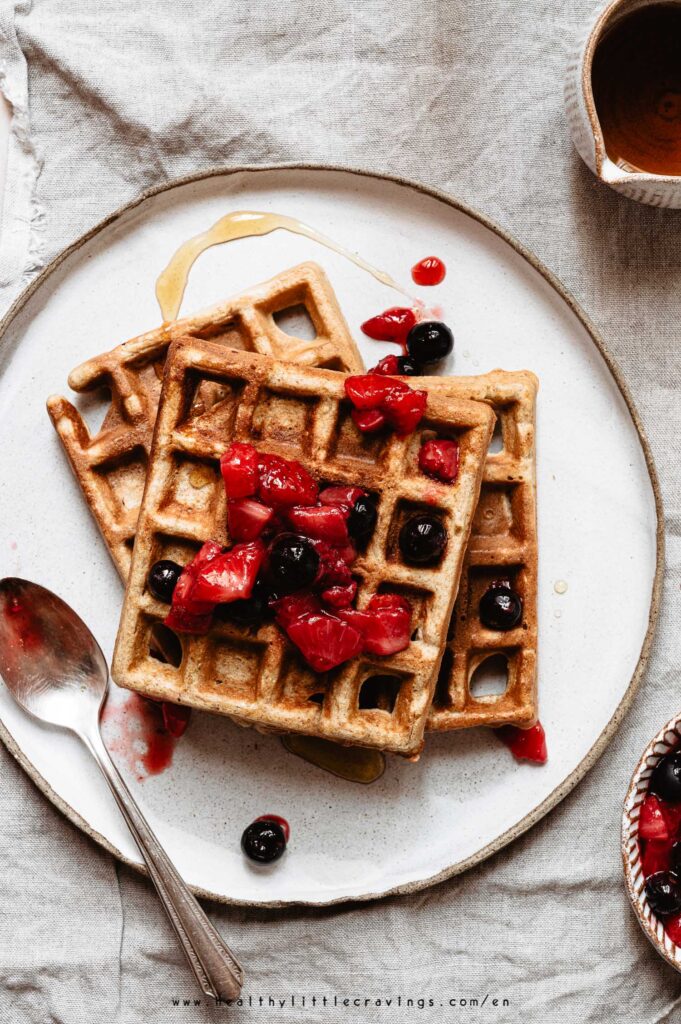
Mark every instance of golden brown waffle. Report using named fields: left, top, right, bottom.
left=46, top=263, right=364, bottom=578
left=424, top=370, right=538, bottom=731
left=111, top=340, right=495, bottom=758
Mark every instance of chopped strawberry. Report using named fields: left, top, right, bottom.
left=285, top=611, right=364, bottom=672
left=161, top=702, right=191, bottom=738
left=228, top=498, right=274, bottom=541
left=666, top=913, right=681, bottom=945
left=310, top=539, right=356, bottom=585
left=321, top=579, right=358, bottom=609
left=273, top=592, right=322, bottom=630
left=640, top=794, right=671, bottom=841
left=257, top=453, right=318, bottom=508
left=220, top=442, right=259, bottom=499
left=351, top=408, right=387, bottom=433
left=287, top=504, right=349, bottom=545
left=641, top=838, right=673, bottom=878
left=495, top=721, right=548, bottom=764
left=361, top=306, right=417, bottom=346
left=191, top=540, right=265, bottom=604
left=382, top=386, right=427, bottom=436
left=419, top=438, right=460, bottom=483
left=164, top=541, right=222, bottom=634
left=319, top=485, right=365, bottom=511
left=338, top=594, right=412, bottom=656
left=371, top=354, right=402, bottom=376
left=345, top=374, right=396, bottom=410
left=337, top=607, right=373, bottom=632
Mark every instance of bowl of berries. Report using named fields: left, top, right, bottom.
left=622, top=714, right=681, bottom=970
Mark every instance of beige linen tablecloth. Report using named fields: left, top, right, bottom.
left=0, top=1, right=680, bottom=1021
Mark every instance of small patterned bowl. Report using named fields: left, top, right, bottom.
left=622, top=712, right=681, bottom=972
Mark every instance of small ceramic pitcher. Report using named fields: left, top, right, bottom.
left=565, top=0, right=681, bottom=208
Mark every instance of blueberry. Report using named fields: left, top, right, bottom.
left=148, top=560, right=183, bottom=603
left=268, top=535, right=320, bottom=594
left=241, top=819, right=287, bottom=864
left=650, top=752, right=681, bottom=804
left=221, top=577, right=270, bottom=627
left=396, top=356, right=421, bottom=376
left=399, top=515, right=447, bottom=565
left=644, top=871, right=681, bottom=917
left=348, top=494, right=378, bottom=547
left=406, top=321, right=454, bottom=366
left=671, top=841, right=681, bottom=876
left=479, top=582, right=523, bottom=631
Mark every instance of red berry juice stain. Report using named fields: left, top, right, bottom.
left=411, top=256, right=446, bottom=286
left=101, top=692, right=178, bottom=781
left=4, top=596, right=43, bottom=651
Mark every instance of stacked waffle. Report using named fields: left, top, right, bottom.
left=48, top=263, right=538, bottom=760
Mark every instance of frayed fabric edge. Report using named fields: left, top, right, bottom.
left=0, top=2, right=46, bottom=313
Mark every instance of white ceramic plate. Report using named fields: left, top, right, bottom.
left=0, top=166, right=661, bottom=906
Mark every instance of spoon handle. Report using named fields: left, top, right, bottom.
left=82, top=724, right=244, bottom=1002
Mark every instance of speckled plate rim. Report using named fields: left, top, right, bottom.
left=622, top=713, right=681, bottom=971
left=0, top=163, right=664, bottom=908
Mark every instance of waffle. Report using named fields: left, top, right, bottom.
left=111, top=339, right=495, bottom=758
left=424, top=370, right=538, bottom=731
left=46, top=263, right=364, bottom=578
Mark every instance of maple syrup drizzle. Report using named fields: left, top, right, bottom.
left=156, top=210, right=411, bottom=322
left=281, top=734, right=385, bottom=784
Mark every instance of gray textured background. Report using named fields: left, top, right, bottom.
left=0, top=1, right=680, bottom=1021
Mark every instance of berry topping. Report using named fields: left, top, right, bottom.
left=645, top=872, right=681, bottom=917
left=361, top=306, right=417, bottom=348
left=148, top=560, right=183, bottom=603
left=268, top=535, right=320, bottom=594
left=345, top=374, right=427, bottom=437
left=406, top=321, right=454, bottom=366
left=399, top=515, right=447, bottom=565
left=221, top=577, right=270, bottom=627
left=285, top=611, right=364, bottom=672
left=254, top=813, right=290, bottom=843
left=273, top=592, right=322, bottom=630
left=495, top=721, right=548, bottom=764
left=351, top=408, right=387, bottom=433
left=666, top=913, right=681, bottom=945
left=161, top=702, right=191, bottom=738
left=241, top=818, right=288, bottom=863
left=479, top=581, right=523, bottom=631
left=321, top=579, right=358, bottom=609
left=642, top=839, right=673, bottom=878
left=671, top=841, right=681, bottom=875
left=347, top=493, right=378, bottom=548
left=411, top=256, right=447, bottom=286
left=287, top=504, right=350, bottom=545
left=228, top=498, right=274, bottom=541
left=164, top=541, right=223, bottom=634
left=650, top=752, right=681, bottom=804
left=418, top=438, right=460, bottom=483
left=190, top=540, right=266, bottom=605
left=319, top=485, right=366, bottom=510
left=340, top=593, right=412, bottom=656
left=640, top=794, right=671, bottom=841
left=220, top=442, right=259, bottom=498
left=257, top=453, right=318, bottom=509
left=370, top=354, right=422, bottom=377
left=396, top=356, right=421, bottom=376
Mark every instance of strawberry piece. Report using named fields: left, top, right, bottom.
left=191, top=540, right=265, bottom=604
left=411, top=256, right=446, bottom=286
left=161, top=702, right=191, bottom=738
left=382, top=386, right=427, bottom=436
left=418, top=438, right=460, bottom=483
left=337, top=608, right=373, bottom=633
left=666, top=913, right=681, bottom=945
left=352, top=407, right=387, bottom=433
left=220, top=442, right=259, bottom=499
left=345, top=374, right=395, bottom=410
left=640, top=794, right=671, bottom=841
left=321, top=579, right=358, bottom=609
left=641, top=838, right=673, bottom=879
left=164, top=541, right=222, bottom=634
left=273, top=592, right=322, bottom=630
left=361, top=306, right=417, bottom=345
left=257, top=453, right=318, bottom=509
left=319, top=485, right=365, bottom=511
left=228, top=498, right=274, bottom=541
left=338, top=595, right=412, bottom=656
left=287, top=504, right=349, bottom=544
left=285, top=611, right=364, bottom=672
left=371, top=354, right=402, bottom=376
left=495, top=721, right=548, bottom=764
left=310, top=539, right=356, bottom=584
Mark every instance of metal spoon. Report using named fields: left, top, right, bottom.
left=0, top=577, right=243, bottom=1002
